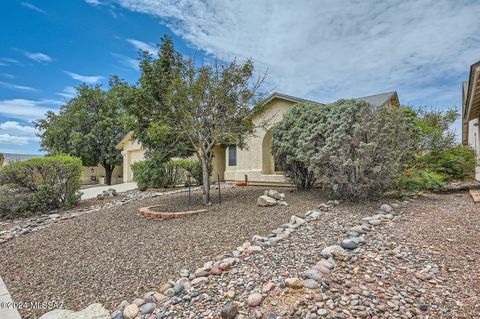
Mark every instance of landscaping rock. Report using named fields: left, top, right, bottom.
left=247, top=293, right=263, bottom=307
left=39, top=309, right=74, bottom=319
left=257, top=195, right=278, bottom=207
left=304, top=268, right=323, bottom=281
left=220, top=302, right=238, bottom=319
left=264, top=190, right=284, bottom=200
left=63, top=304, right=109, bottom=319
left=122, top=304, right=138, bottom=319
left=380, top=204, right=393, bottom=212
left=285, top=277, right=303, bottom=289
left=303, top=279, right=320, bottom=289
left=340, top=239, right=358, bottom=250
left=321, top=245, right=348, bottom=260
left=305, top=210, right=321, bottom=219
left=139, top=303, right=155, bottom=315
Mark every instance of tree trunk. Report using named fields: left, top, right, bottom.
left=200, top=157, right=211, bottom=205
left=104, top=164, right=113, bottom=186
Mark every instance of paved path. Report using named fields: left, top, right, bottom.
left=0, top=277, right=21, bottom=319
left=80, top=182, right=138, bottom=200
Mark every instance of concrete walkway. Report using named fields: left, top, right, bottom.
left=80, top=182, right=138, bottom=200
left=0, top=277, right=21, bottom=319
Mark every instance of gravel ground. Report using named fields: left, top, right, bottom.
left=257, top=191, right=480, bottom=318
left=0, top=186, right=331, bottom=318
left=388, top=192, right=480, bottom=317
left=3, top=187, right=478, bottom=319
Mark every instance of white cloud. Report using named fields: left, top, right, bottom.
left=0, top=121, right=38, bottom=134
left=112, top=53, right=139, bottom=70
left=57, top=86, right=77, bottom=99
left=115, top=0, right=480, bottom=109
left=126, top=38, right=157, bottom=55
left=0, top=81, right=37, bottom=92
left=64, top=71, right=103, bottom=84
left=21, top=2, right=47, bottom=14
left=0, top=73, right=15, bottom=79
left=85, top=0, right=101, bottom=5
left=22, top=51, right=52, bottom=63
left=0, top=134, right=31, bottom=145
left=0, top=57, right=21, bottom=66
left=0, top=99, right=58, bottom=121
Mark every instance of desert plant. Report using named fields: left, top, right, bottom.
left=417, top=145, right=476, bottom=180
left=173, top=159, right=203, bottom=185
left=272, top=100, right=418, bottom=199
left=272, top=103, right=318, bottom=189
left=0, top=154, right=82, bottom=218
left=397, top=165, right=447, bottom=192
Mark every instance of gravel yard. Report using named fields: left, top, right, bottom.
left=2, top=186, right=478, bottom=319
left=0, top=186, right=331, bottom=318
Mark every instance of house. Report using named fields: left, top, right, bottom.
left=117, top=91, right=400, bottom=186
left=462, top=60, right=480, bottom=181
left=80, top=164, right=123, bottom=185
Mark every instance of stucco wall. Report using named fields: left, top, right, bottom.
left=468, top=117, right=480, bottom=181
left=121, top=138, right=145, bottom=182
left=81, top=164, right=123, bottom=185
left=224, top=98, right=296, bottom=185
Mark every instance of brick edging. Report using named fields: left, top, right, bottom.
left=138, top=205, right=208, bottom=221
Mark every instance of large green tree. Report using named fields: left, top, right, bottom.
left=130, top=36, right=266, bottom=204
left=35, top=76, right=133, bottom=185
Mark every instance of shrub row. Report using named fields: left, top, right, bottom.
left=0, top=155, right=82, bottom=219
left=132, top=156, right=202, bottom=191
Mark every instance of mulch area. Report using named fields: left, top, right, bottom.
left=0, top=186, right=328, bottom=318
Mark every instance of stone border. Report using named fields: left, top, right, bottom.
left=138, top=205, right=208, bottom=221
left=39, top=194, right=412, bottom=319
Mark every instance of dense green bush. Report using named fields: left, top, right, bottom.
left=174, top=159, right=203, bottom=185
left=132, top=155, right=203, bottom=191
left=397, top=165, right=447, bottom=192
left=272, top=100, right=418, bottom=199
left=0, top=155, right=82, bottom=218
left=418, top=145, right=476, bottom=181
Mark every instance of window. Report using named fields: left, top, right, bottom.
left=228, top=145, right=237, bottom=166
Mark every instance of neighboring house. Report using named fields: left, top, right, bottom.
left=117, top=91, right=399, bottom=186
left=0, top=153, right=43, bottom=166
left=462, top=60, right=480, bottom=181
left=81, top=165, right=123, bottom=185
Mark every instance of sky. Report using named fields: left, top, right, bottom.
left=0, top=0, right=479, bottom=154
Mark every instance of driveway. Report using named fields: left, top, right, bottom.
left=80, top=182, right=138, bottom=200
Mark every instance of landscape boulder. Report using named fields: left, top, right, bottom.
left=257, top=195, right=278, bottom=207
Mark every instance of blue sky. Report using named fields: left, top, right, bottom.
left=1, top=0, right=479, bottom=154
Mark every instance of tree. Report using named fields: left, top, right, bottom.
left=272, top=100, right=418, bottom=199
left=132, top=36, right=266, bottom=204
left=0, top=153, right=4, bottom=166
left=127, top=35, right=190, bottom=161
left=35, top=77, right=133, bottom=185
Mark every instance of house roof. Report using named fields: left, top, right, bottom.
left=1, top=153, right=43, bottom=166
left=462, top=60, right=480, bottom=145
left=355, top=91, right=399, bottom=108
left=116, top=131, right=134, bottom=150
left=246, top=90, right=399, bottom=120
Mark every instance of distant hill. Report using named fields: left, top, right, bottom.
left=0, top=153, right=44, bottom=166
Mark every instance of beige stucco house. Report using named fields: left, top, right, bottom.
left=80, top=164, right=123, bottom=185
left=462, top=60, right=480, bottom=181
left=117, top=91, right=400, bottom=186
